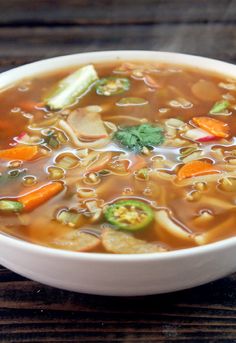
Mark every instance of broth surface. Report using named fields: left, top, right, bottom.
left=0, top=61, right=236, bottom=253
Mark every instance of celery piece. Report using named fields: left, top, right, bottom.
left=0, top=200, right=23, bottom=213
left=45, top=65, right=98, bottom=110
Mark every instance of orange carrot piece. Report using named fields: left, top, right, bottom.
left=18, top=182, right=63, bottom=211
left=129, top=155, right=146, bottom=172
left=193, top=116, right=229, bottom=138
left=0, top=146, right=39, bottom=161
left=177, top=161, right=219, bottom=181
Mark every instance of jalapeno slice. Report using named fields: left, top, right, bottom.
left=96, top=77, right=130, bottom=96
left=104, top=200, right=154, bottom=231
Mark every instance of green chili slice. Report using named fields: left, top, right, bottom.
left=104, top=200, right=154, bottom=231
left=96, top=77, right=130, bottom=96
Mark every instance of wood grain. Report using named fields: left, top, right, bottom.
left=0, top=24, right=235, bottom=72
left=0, top=0, right=236, bottom=25
left=1, top=264, right=236, bottom=342
left=0, top=0, right=236, bottom=342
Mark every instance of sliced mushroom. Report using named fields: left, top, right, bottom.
left=102, top=229, right=166, bottom=254
left=52, top=230, right=100, bottom=252
left=68, top=108, right=108, bottom=140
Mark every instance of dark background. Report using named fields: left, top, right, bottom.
left=1, top=1, right=236, bottom=342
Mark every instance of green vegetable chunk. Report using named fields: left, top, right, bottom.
left=57, top=209, right=81, bottom=227
left=210, top=100, right=229, bottom=114
left=45, top=65, right=98, bottom=110
left=0, top=200, right=23, bottom=213
left=96, top=77, right=130, bottom=96
left=104, top=200, right=154, bottom=231
left=115, top=123, right=164, bottom=151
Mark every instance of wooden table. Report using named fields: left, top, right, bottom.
left=1, top=1, right=236, bottom=341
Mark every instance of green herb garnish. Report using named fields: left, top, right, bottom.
left=115, top=124, right=164, bottom=152
left=210, top=100, right=229, bottom=114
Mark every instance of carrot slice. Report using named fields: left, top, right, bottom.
left=18, top=182, right=63, bottom=211
left=177, top=161, right=219, bottom=181
left=0, top=146, right=39, bottom=161
left=192, top=116, right=229, bottom=138
left=129, top=155, right=146, bottom=172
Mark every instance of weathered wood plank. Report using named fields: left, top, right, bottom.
left=0, top=0, right=236, bottom=25
left=0, top=24, right=235, bottom=72
left=0, top=265, right=236, bottom=341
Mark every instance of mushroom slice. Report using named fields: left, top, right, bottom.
left=155, top=210, right=193, bottom=241
left=102, top=229, right=166, bottom=254
left=53, top=230, right=100, bottom=252
left=68, top=108, right=108, bottom=140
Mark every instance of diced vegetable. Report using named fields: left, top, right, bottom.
left=129, top=155, right=146, bottom=172
left=177, top=160, right=219, bottom=181
left=104, top=200, right=154, bottom=231
left=193, top=116, right=230, bottom=138
left=48, top=166, right=65, bottom=180
left=210, top=100, right=229, bottom=114
left=45, top=65, right=98, bottom=110
left=67, top=108, right=108, bottom=140
left=53, top=230, right=100, bottom=252
left=0, top=146, right=39, bottom=161
left=102, top=229, right=165, bottom=254
left=87, top=152, right=112, bottom=173
left=18, top=182, right=63, bottom=211
left=57, top=209, right=82, bottom=227
left=55, top=153, right=80, bottom=169
left=115, top=124, right=164, bottom=152
left=185, top=128, right=217, bottom=142
left=0, top=200, right=23, bottom=213
left=135, top=168, right=149, bottom=180
left=116, top=97, right=148, bottom=106
left=96, top=77, right=130, bottom=96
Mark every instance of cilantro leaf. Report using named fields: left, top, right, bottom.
left=115, top=124, right=164, bottom=151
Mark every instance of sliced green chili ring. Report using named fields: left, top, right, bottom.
left=104, top=200, right=154, bottom=231
left=96, top=77, right=130, bottom=96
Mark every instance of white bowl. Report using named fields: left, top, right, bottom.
left=1, top=51, right=236, bottom=296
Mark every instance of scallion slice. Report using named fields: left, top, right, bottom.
left=45, top=65, right=98, bottom=110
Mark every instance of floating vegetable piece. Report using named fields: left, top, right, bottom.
left=0, top=146, right=39, bottom=161
left=177, top=160, right=219, bottom=181
left=104, top=200, right=154, bottom=231
left=18, top=182, right=63, bottom=212
left=87, top=152, right=112, bottom=173
left=185, top=128, right=217, bottom=142
left=116, top=97, right=148, bottom=106
left=102, top=229, right=165, bottom=254
left=144, top=75, right=160, bottom=89
left=155, top=210, right=193, bottom=241
left=55, top=153, right=80, bottom=169
left=48, top=166, right=65, bottom=180
left=53, top=230, right=100, bottom=252
left=191, top=80, right=221, bottom=101
left=0, top=200, right=23, bottom=213
left=45, top=65, right=98, bottom=110
left=96, top=77, right=130, bottom=96
left=67, top=108, right=108, bottom=140
left=192, top=116, right=229, bottom=138
left=115, top=124, right=164, bottom=152
left=57, top=209, right=82, bottom=227
left=210, top=100, right=229, bottom=114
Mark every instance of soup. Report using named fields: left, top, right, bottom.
left=0, top=60, right=236, bottom=254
